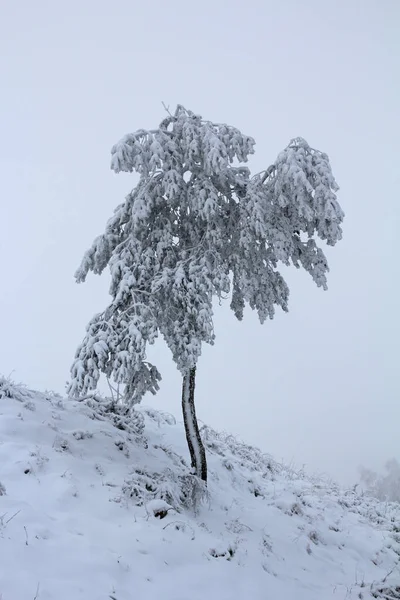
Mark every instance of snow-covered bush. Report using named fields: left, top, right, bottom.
left=0, top=376, right=34, bottom=403
left=122, top=467, right=207, bottom=513
left=75, top=393, right=145, bottom=443
left=201, top=424, right=279, bottom=477
left=371, top=581, right=400, bottom=599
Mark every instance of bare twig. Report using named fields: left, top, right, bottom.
left=106, top=378, right=115, bottom=403
left=382, top=562, right=399, bottom=584
left=24, top=525, right=29, bottom=545
left=5, top=509, right=21, bottom=525
left=33, top=582, right=40, bottom=600
left=162, top=101, right=173, bottom=117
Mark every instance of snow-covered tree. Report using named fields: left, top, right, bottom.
left=360, top=459, right=400, bottom=503
left=68, top=105, right=344, bottom=482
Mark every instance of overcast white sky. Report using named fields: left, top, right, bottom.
left=0, top=0, right=399, bottom=485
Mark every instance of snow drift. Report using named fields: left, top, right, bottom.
left=0, top=378, right=399, bottom=599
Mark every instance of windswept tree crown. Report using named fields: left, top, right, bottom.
left=69, top=105, right=344, bottom=403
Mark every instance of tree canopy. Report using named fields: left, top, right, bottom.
left=69, top=105, right=344, bottom=406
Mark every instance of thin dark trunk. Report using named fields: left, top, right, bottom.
left=181, top=366, right=207, bottom=482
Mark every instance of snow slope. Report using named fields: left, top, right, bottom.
left=0, top=379, right=399, bottom=600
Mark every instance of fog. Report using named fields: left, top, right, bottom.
left=1, top=0, right=399, bottom=485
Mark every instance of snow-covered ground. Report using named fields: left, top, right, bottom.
left=0, top=379, right=399, bottom=600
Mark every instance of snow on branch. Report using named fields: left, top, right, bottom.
left=69, top=106, right=344, bottom=402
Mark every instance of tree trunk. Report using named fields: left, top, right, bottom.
left=181, top=366, right=207, bottom=482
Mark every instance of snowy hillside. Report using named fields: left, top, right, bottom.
left=0, top=379, right=399, bottom=600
